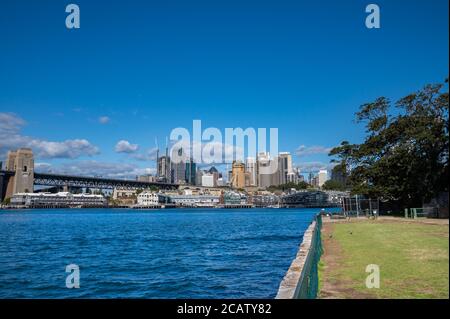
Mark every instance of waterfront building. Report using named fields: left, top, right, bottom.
left=136, top=191, right=160, bottom=206
left=223, top=191, right=248, bottom=205
left=168, top=194, right=220, bottom=207
left=318, top=169, right=328, bottom=187
left=281, top=190, right=334, bottom=208
left=10, top=192, right=107, bottom=208
left=112, top=188, right=136, bottom=199
left=231, top=161, right=246, bottom=189
left=252, top=193, right=280, bottom=207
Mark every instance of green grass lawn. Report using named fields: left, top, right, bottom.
left=320, top=220, right=449, bottom=299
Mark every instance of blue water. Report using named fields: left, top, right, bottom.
left=0, top=208, right=330, bottom=299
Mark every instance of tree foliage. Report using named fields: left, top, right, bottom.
left=268, top=181, right=309, bottom=192
left=322, top=179, right=346, bottom=191
left=329, top=79, right=449, bottom=208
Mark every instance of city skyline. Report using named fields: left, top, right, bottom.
left=1, top=0, right=448, bottom=179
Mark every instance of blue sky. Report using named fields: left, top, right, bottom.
left=0, top=0, right=448, bottom=178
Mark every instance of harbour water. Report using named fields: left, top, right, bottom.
left=0, top=208, right=334, bottom=298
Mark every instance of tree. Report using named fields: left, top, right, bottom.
left=267, top=181, right=309, bottom=192
left=322, top=180, right=346, bottom=191
left=329, top=78, right=449, bottom=208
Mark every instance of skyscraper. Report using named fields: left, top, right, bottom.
left=171, top=147, right=187, bottom=184
left=245, top=157, right=258, bottom=186
left=185, top=158, right=196, bottom=185
left=257, top=152, right=272, bottom=188
left=318, top=169, right=328, bottom=187
left=277, top=152, right=293, bottom=185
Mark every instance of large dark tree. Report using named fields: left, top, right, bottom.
left=329, top=78, right=449, bottom=208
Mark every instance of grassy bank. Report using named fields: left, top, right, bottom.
left=319, top=218, right=449, bottom=299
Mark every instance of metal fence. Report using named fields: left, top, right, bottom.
left=405, top=207, right=439, bottom=219
left=341, top=196, right=380, bottom=218
left=294, top=214, right=323, bottom=299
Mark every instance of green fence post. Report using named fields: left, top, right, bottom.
left=413, top=208, right=417, bottom=219
left=404, top=208, right=408, bottom=219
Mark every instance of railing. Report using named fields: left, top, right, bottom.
left=294, top=214, right=323, bottom=299
left=405, top=207, right=439, bottom=219
left=276, top=214, right=323, bottom=299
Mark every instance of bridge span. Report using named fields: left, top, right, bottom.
left=0, top=169, right=178, bottom=202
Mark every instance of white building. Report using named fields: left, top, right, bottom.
left=169, top=194, right=220, bottom=207
left=318, top=169, right=328, bottom=187
left=137, top=191, right=160, bottom=206
left=201, top=173, right=215, bottom=187
left=112, top=188, right=136, bottom=200
left=10, top=192, right=107, bottom=208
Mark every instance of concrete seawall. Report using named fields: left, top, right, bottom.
left=275, top=220, right=317, bottom=299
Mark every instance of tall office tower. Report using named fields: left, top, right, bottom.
left=257, top=152, right=273, bottom=188
left=5, top=148, right=34, bottom=196
left=318, top=169, right=328, bottom=187
left=308, top=171, right=314, bottom=185
left=277, top=152, right=293, bottom=185
left=231, top=160, right=246, bottom=189
left=287, top=167, right=300, bottom=184
left=185, top=158, right=196, bottom=185
left=157, top=155, right=171, bottom=182
left=155, top=148, right=159, bottom=177
left=171, top=147, right=186, bottom=184
left=245, top=157, right=258, bottom=186
left=195, top=168, right=204, bottom=186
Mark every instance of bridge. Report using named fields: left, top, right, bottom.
left=0, top=169, right=178, bottom=202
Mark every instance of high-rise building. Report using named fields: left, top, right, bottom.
left=277, top=152, right=293, bottom=185
left=185, top=158, right=196, bottom=185
left=245, top=157, right=258, bottom=186
left=195, top=169, right=204, bottom=186
left=157, top=155, right=171, bottom=182
left=171, top=147, right=186, bottom=184
left=257, top=152, right=274, bottom=188
left=231, top=161, right=246, bottom=189
left=318, top=169, right=328, bottom=187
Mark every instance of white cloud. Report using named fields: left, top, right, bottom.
left=0, top=112, right=100, bottom=159
left=131, top=147, right=159, bottom=161
left=295, top=145, right=332, bottom=157
left=115, top=140, right=139, bottom=153
left=98, top=116, right=110, bottom=124
left=295, top=161, right=336, bottom=172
